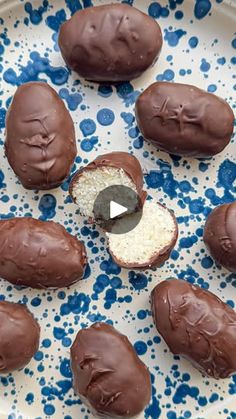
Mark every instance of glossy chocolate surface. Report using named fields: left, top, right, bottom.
left=5, top=82, right=76, bottom=190
left=0, top=301, right=40, bottom=374
left=71, top=322, right=151, bottom=417
left=58, top=4, right=162, bottom=82
left=136, top=82, right=234, bottom=157
left=151, top=279, right=236, bottom=378
left=0, top=217, right=87, bottom=289
left=204, top=202, right=236, bottom=273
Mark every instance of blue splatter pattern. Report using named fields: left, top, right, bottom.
left=0, top=0, right=235, bottom=418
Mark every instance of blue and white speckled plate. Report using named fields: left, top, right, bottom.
left=0, top=0, right=236, bottom=418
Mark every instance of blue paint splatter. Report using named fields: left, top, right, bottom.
left=194, top=0, right=211, bottom=20
left=133, top=136, right=144, bottom=149
left=145, top=376, right=162, bottom=418
left=164, top=29, right=186, bottom=47
left=217, top=57, right=226, bottom=65
left=24, top=1, right=49, bottom=25
left=111, top=277, right=122, bottom=289
left=198, top=396, right=207, bottom=406
left=104, top=288, right=117, bottom=309
left=100, top=257, right=121, bottom=275
left=179, top=235, right=198, bottom=249
left=97, top=108, right=115, bottom=126
left=80, top=136, right=98, bottom=152
left=60, top=358, right=72, bottom=378
left=122, top=0, right=134, bottom=5
left=120, top=111, right=143, bottom=148
left=157, top=69, right=175, bottom=81
left=121, top=112, right=135, bottom=128
left=201, top=256, right=213, bottom=269
left=38, top=194, right=56, bottom=220
left=209, top=393, right=219, bottom=403
left=0, top=170, right=6, bottom=189
left=229, top=375, right=236, bottom=394
left=34, top=350, right=44, bottom=361
left=128, top=127, right=139, bottom=138
left=46, top=9, right=66, bottom=32
left=188, top=198, right=205, bottom=214
left=231, top=56, right=236, bottom=65
left=42, top=338, right=51, bottom=348
left=65, top=0, right=93, bottom=15
left=134, top=340, right=147, bottom=355
left=217, top=159, right=236, bottom=193
left=116, top=82, right=140, bottom=107
left=59, top=88, right=82, bottom=111
left=0, top=107, right=6, bottom=131
left=148, top=2, right=169, bottom=19
left=137, top=310, right=148, bottom=320
left=3, top=52, right=69, bottom=86
left=60, top=292, right=90, bottom=316
left=79, top=118, right=96, bottom=136
left=98, top=85, right=113, bottom=98
left=46, top=9, right=67, bottom=51
left=53, top=327, right=66, bottom=340
left=200, top=58, right=211, bottom=72
left=207, top=84, right=217, bottom=92
left=173, top=383, right=199, bottom=404
left=25, top=393, right=34, bottom=405
left=129, top=272, right=148, bottom=290
left=188, top=36, right=198, bottom=48
left=31, top=297, right=42, bottom=307
left=175, top=10, right=184, bottom=20
left=93, top=274, right=109, bottom=294
left=179, top=267, right=200, bottom=284
left=198, top=164, right=209, bottom=177
left=44, top=404, right=55, bottom=416
left=65, top=0, right=82, bottom=14
left=145, top=162, right=184, bottom=200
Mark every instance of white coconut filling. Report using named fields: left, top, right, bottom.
left=72, top=167, right=137, bottom=218
left=108, top=200, right=176, bottom=265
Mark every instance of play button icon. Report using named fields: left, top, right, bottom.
left=93, top=185, right=143, bottom=234
left=110, top=201, right=128, bottom=219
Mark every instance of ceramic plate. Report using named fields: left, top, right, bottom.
left=0, top=0, right=235, bottom=418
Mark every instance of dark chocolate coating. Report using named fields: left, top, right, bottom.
left=5, top=82, right=76, bottom=190
left=0, top=301, right=40, bottom=373
left=58, top=4, right=162, bottom=82
left=70, top=151, right=147, bottom=205
left=136, top=82, right=234, bottom=157
left=204, top=202, right=236, bottom=273
left=71, top=322, right=151, bottom=417
left=151, top=279, right=236, bottom=378
left=0, top=217, right=87, bottom=289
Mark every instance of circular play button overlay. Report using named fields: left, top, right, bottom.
left=93, top=185, right=143, bottom=234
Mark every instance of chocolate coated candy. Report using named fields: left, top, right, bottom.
left=151, top=279, right=236, bottom=378
left=58, top=4, right=162, bottom=82
left=204, top=202, right=236, bottom=273
left=70, top=151, right=146, bottom=204
left=0, top=301, right=40, bottom=373
left=0, top=217, right=87, bottom=289
left=108, top=200, right=178, bottom=269
left=136, top=81, right=234, bottom=157
left=5, top=82, right=76, bottom=190
left=71, top=322, right=151, bottom=417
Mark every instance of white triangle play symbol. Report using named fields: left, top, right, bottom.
left=110, top=201, right=128, bottom=219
